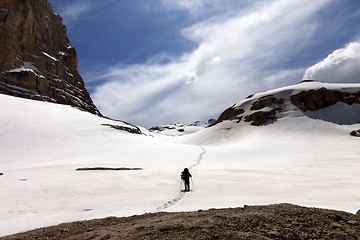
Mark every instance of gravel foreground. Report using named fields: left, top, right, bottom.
left=2, top=204, right=360, bottom=240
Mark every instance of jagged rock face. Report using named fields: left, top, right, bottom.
left=0, top=0, right=100, bottom=115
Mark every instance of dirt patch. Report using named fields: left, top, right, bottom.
left=2, top=204, right=360, bottom=239
left=76, top=167, right=142, bottom=171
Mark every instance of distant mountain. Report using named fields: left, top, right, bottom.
left=190, top=119, right=217, bottom=126
left=0, top=0, right=100, bottom=115
left=148, top=122, right=204, bottom=136
left=148, top=119, right=217, bottom=136
left=212, top=81, right=360, bottom=127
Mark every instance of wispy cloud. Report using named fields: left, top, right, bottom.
left=91, top=0, right=334, bottom=127
left=160, top=0, right=221, bottom=14
left=303, top=42, right=360, bottom=83
left=57, top=1, right=94, bottom=25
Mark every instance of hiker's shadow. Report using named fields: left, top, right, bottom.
left=181, top=190, right=191, bottom=193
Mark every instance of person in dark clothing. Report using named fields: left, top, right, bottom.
left=181, top=168, right=192, bottom=191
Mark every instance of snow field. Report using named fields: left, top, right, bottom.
left=170, top=136, right=360, bottom=213
left=1, top=83, right=360, bottom=237
left=0, top=94, right=202, bottom=236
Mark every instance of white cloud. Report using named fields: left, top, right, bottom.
left=263, top=68, right=307, bottom=89
left=160, top=0, right=221, bottom=14
left=159, top=0, right=261, bottom=18
left=206, top=57, right=222, bottom=65
left=185, top=71, right=199, bottom=84
left=92, top=0, right=332, bottom=127
left=303, top=42, right=360, bottom=83
left=58, top=1, right=94, bottom=24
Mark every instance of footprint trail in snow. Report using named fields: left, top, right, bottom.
left=154, top=147, right=206, bottom=212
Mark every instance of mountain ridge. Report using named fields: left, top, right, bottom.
left=182, top=81, right=360, bottom=146
left=212, top=81, right=360, bottom=127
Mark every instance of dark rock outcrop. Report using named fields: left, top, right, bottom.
left=244, top=108, right=282, bottom=126
left=250, top=95, right=284, bottom=111
left=212, top=106, right=245, bottom=125
left=149, top=125, right=176, bottom=132
left=350, top=129, right=360, bottom=137
left=101, top=123, right=142, bottom=135
left=213, top=95, right=285, bottom=126
left=290, top=87, right=360, bottom=112
left=148, top=123, right=188, bottom=135
left=0, top=0, right=100, bottom=115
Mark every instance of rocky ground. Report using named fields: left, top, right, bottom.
left=2, top=204, right=360, bottom=240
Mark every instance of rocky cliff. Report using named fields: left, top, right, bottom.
left=0, top=0, right=100, bottom=115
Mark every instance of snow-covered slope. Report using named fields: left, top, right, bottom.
left=0, top=94, right=203, bottom=236
left=185, top=81, right=360, bottom=145
left=1, top=82, right=360, bottom=237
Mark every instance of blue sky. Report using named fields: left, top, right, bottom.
left=48, top=0, right=360, bottom=127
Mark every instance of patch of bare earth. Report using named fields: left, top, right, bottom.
left=2, top=204, right=360, bottom=240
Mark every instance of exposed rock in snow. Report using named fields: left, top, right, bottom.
left=212, top=81, right=360, bottom=127
left=213, top=107, right=245, bottom=125
left=350, top=129, right=360, bottom=137
left=189, top=120, right=206, bottom=126
left=149, top=123, right=191, bottom=136
left=291, top=87, right=360, bottom=111
left=102, top=123, right=142, bottom=135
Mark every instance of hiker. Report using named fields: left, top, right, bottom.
left=181, top=168, right=192, bottom=191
